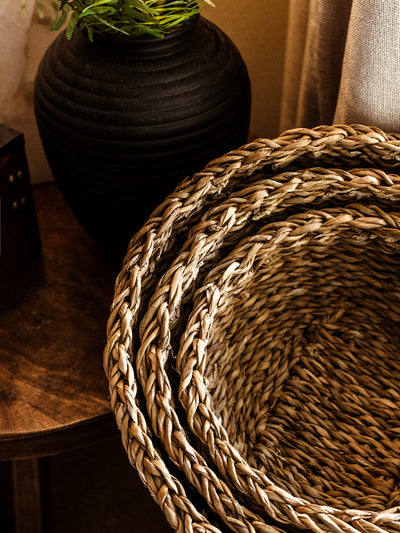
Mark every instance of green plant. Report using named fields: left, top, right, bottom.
left=35, top=0, right=215, bottom=41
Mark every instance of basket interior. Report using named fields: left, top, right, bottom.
left=181, top=207, right=400, bottom=513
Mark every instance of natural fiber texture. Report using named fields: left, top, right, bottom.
left=104, top=124, right=400, bottom=533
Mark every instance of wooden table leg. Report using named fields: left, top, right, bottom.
left=12, top=458, right=49, bottom=533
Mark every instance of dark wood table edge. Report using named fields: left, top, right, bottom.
left=0, top=411, right=117, bottom=462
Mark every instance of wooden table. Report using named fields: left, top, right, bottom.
left=0, top=183, right=119, bottom=532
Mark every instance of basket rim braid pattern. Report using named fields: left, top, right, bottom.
left=104, top=125, right=400, bottom=533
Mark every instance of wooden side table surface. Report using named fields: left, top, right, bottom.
left=0, top=183, right=119, bottom=531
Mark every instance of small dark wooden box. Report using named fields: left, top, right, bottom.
left=0, top=124, right=41, bottom=279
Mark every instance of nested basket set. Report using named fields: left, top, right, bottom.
left=104, top=125, right=400, bottom=533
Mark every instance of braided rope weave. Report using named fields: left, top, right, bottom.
left=104, top=125, right=400, bottom=533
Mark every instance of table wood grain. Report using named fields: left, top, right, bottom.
left=0, top=183, right=119, bottom=460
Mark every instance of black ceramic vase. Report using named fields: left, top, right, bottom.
left=34, top=17, right=251, bottom=257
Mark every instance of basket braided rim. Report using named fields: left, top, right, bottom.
left=104, top=125, right=400, bottom=533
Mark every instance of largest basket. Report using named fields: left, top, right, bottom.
left=104, top=125, right=400, bottom=533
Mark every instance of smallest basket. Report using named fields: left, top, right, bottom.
left=177, top=203, right=400, bottom=527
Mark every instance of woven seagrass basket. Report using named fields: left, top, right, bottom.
left=104, top=125, right=400, bottom=533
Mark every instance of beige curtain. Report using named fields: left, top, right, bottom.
left=280, top=0, right=400, bottom=133
left=0, top=0, right=35, bottom=122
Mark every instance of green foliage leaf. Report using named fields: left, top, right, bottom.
left=66, top=10, right=79, bottom=38
left=87, top=25, right=94, bottom=42
left=80, top=0, right=117, bottom=16
left=40, top=0, right=215, bottom=40
left=50, top=3, right=69, bottom=31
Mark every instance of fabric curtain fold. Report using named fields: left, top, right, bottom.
left=280, top=0, right=400, bottom=133
left=0, top=0, right=35, bottom=122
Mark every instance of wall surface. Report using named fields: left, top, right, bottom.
left=203, top=0, right=289, bottom=140
left=4, top=8, right=58, bottom=183
left=5, top=1, right=289, bottom=183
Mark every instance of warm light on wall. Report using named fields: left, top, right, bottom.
left=203, top=0, right=290, bottom=140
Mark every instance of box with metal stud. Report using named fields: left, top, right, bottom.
left=0, top=124, right=41, bottom=279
